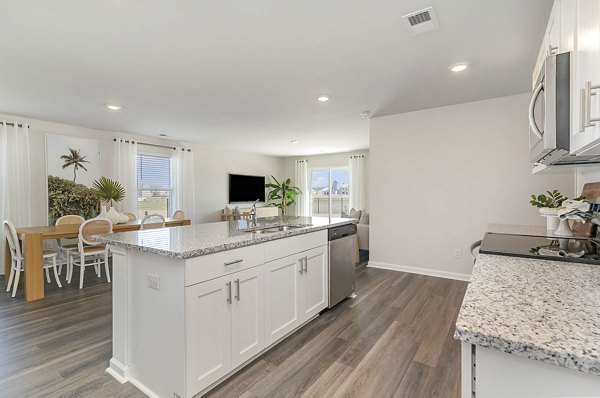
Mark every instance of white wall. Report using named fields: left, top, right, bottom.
left=283, top=150, right=370, bottom=215
left=369, top=94, right=575, bottom=279
left=0, top=112, right=284, bottom=226
left=194, top=148, right=284, bottom=223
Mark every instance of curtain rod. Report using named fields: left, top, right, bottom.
left=113, top=138, right=191, bottom=152
left=2, top=122, right=29, bottom=128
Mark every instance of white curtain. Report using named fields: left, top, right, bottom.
left=294, top=160, right=310, bottom=216
left=0, top=121, right=32, bottom=274
left=172, top=148, right=195, bottom=222
left=113, top=139, right=138, bottom=212
left=349, top=155, right=366, bottom=210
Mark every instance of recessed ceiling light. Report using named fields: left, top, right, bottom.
left=450, top=63, right=469, bottom=72
left=159, top=133, right=168, bottom=137
left=106, top=104, right=122, bottom=110
left=317, top=95, right=330, bottom=102
left=291, top=139, right=300, bottom=144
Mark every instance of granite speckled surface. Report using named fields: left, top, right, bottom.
left=455, top=253, right=600, bottom=376
left=93, top=216, right=356, bottom=259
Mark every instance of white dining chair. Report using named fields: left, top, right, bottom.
left=123, top=212, right=137, bottom=221
left=4, top=220, right=62, bottom=297
left=141, top=214, right=166, bottom=229
left=55, top=215, right=85, bottom=277
left=172, top=210, right=185, bottom=220
left=68, top=219, right=112, bottom=289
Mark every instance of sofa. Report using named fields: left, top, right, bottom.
left=342, top=208, right=369, bottom=251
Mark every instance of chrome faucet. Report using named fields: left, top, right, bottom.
left=250, top=199, right=259, bottom=227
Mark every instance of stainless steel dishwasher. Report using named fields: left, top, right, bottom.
left=328, top=223, right=357, bottom=308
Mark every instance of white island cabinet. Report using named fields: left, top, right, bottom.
left=97, top=218, right=342, bottom=398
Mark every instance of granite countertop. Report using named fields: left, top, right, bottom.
left=94, top=216, right=356, bottom=259
left=455, top=253, right=600, bottom=376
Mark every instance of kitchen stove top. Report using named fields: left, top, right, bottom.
left=480, top=232, right=600, bottom=265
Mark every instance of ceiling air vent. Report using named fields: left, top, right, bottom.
left=402, top=6, right=439, bottom=36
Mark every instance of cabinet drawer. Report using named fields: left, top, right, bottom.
left=185, top=245, right=264, bottom=286
left=264, top=230, right=327, bottom=263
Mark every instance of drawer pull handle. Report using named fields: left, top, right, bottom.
left=226, top=281, right=232, bottom=304
left=224, top=259, right=243, bottom=266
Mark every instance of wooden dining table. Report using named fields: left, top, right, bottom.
left=4, top=218, right=191, bottom=302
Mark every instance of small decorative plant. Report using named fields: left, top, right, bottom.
left=92, top=177, right=126, bottom=208
left=530, top=190, right=568, bottom=208
left=265, top=176, right=302, bottom=216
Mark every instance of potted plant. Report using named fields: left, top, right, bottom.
left=530, top=190, right=568, bottom=231
left=265, top=176, right=302, bottom=216
left=92, top=176, right=126, bottom=224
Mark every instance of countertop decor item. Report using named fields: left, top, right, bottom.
left=265, top=176, right=302, bottom=216
left=92, top=176, right=126, bottom=225
left=530, top=190, right=584, bottom=232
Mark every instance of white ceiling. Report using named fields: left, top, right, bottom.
left=0, top=0, right=552, bottom=156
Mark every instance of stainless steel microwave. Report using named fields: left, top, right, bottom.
left=529, top=52, right=571, bottom=165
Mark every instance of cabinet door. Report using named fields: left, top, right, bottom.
left=299, top=245, right=328, bottom=322
left=231, top=266, right=265, bottom=368
left=264, top=255, right=301, bottom=346
left=185, top=276, right=232, bottom=394
left=571, top=0, right=600, bottom=154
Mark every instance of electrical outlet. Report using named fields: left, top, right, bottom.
left=453, top=249, right=462, bottom=259
left=148, top=274, right=160, bottom=290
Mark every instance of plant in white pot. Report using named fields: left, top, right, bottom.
left=530, top=190, right=567, bottom=231
left=92, top=177, right=127, bottom=225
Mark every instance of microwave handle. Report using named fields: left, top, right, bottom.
left=529, top=81, right=544, bottom=140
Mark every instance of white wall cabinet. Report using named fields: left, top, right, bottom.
left=570, top=0, right=600, bottom=154
left=264, top=244, right=328, bottom=346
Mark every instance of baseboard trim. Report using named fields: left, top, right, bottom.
left=367, top=261, right=471, bottom=282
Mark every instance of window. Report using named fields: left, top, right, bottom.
left=310, top=168, right=350, bottom=217
left=136, top=153, right=172, bottom=219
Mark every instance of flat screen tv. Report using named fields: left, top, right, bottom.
left=228, top=174, right=266, bottom=203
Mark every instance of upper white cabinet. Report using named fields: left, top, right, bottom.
left=570, top=0, right=600, bottom=154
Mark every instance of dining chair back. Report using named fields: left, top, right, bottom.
left=56, top=215, right=85, bottom=225
left=141, top=214, right=166, bottom=230
left=55, top=215, right=85, bottom=274
left=4, top=220, right=21, bottom=261
left=173, top=210, right=186, bottom=220
left=79, top=219, right=113, bottom=247
left=68, top=219, right=113, bottom=289
left=123, top=212, right=137, bottom=221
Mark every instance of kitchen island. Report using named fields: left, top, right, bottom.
left=95, top=216, right=355, bottom=398
left=455, top=252, right=600, bottom=397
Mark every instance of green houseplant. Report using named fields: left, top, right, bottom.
left=92, top=177, right=126, bottom=207
left=265, top=176, right=302, bottom=216
left=92, top=177, right=127, bottom=224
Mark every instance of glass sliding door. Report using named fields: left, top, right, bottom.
left=310, top=168, right=350, bottom=217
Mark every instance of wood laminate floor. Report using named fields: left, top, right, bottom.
left=0, top=266, right=467, bottom=398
